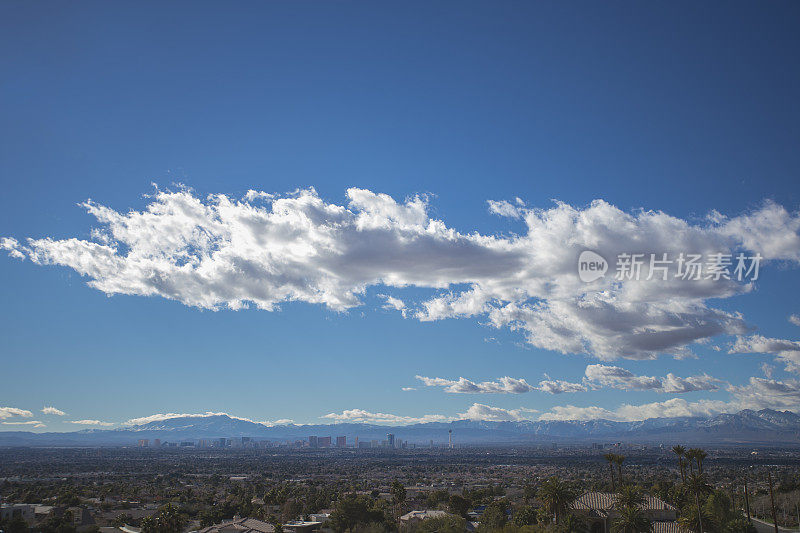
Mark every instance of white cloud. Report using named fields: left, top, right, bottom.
left=727, top=377, right=800, bottom=411
left=416, top=366, right=719, bottom=395
left=536, top=378, right=587, bottom=394
left=488, top=199, right=524, bottom=219
left=2, top=420, right=45, bottom=427
left=584, top=364, right=662, bottom=390
left=379, top=294, right=407, bottom=317
left=661, top=373, right=721, bottom=393
left=124, top=411, right=256, bottom=426
left=3, top=188, right=799, bottom=360
left=458, top=403, right=538, bottom=422
left=538, top=398, right=732, bottom=422
left=321, top=408, right=452, bottom=425
left=584, top=364, right=720, bottom=393
left=0, top=407, right=33, bottom=420
left=789, top=315, right=800, bottom=327
left=67, top=420, right=114, bottom=426
left=730, top=335, right=800, bottom=373
left=42, top=406, right=66, bottom=416
left=259, top=419, right=294, bottom=426
left=401, top=387, right=417, bottom=391
left=415, top=375, right=534, bottom=394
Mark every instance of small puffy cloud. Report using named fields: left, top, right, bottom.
left=536, top=378, right=587, bottom=394
left=260, top=419, right=294, bottom=426
left=661, top=373, right=722, bottom=393
left=584, top=364, right=721, bottom=393
left=415, top=375, right=534, bottom=394
left=458, top=403, right=538, bottom=422
left=488, top=200, right=523, bottom=219
left=67, top=420, right=114, bottom=426
left=125, top=411, right=256, bottom=426
left=584, top=364, right=662, bottom=390
left=42, top=406, right=66, bottom=416
left=321, top=408, right=452, bottom=425
left=789, top=315, right=800, bottom=327
left=379, top=294, right=407, bottom=317
left=0, top=407, right=33, bottom=420
left=730, top=335, right=800, bottom=373
left=401, top=387, right=416, bottom=392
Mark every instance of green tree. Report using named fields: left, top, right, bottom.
left=39, top=510, right=77, bottom=533
left=537, top=477, right=577, bottom=526
left=479, top=500, right=509, bottom=531
left=614, top=486, right=646, bottom=510
left=448, top=494, right=471, bottom=518
left=611, top=506, right=651, bottom=533
left=557, top=513, right=586, bottom=533
left=390, top=480, right=406, bottom=520
left=671, top=445, right=686, bottom=483
left=512, top=505, right=538, bottom=527
left=329, top=495, right=387, bottom=533
left=140, top=504, right=188, bottom=533
left=417, top=514, right=466, bottom=533
left=604, top=453, right=618, bottom=491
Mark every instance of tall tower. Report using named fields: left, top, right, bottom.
left=448, top=429, right=452, bottom=449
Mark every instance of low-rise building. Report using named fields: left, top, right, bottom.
left=572, top=492, right=682, bottom=533
left=399, top=510, right=450, bottom=526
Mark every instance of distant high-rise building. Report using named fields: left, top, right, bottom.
left=448, top=429, right=453, bottom=449
left=153, top=439, right=161, bottom=448
left=354, top=436, right=359, bottom=448
left=219, top=438, right=227, bottom=447
left=387, top=433, right=395, bottom=449
left=319, top=436, right=331, bottom=447
left=309, top=436, right=319, bottom=448
left=336, top=436, right=346, bottom=448
left=138, top=439, right=149, bottom=447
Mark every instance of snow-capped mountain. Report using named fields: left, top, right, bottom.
left=1, top=409, right=798, bottom=446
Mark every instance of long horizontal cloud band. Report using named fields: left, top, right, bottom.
left=3, top=186, right=800, bottom=360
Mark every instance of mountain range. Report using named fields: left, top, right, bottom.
left=1, top=409, right=799, bottom=447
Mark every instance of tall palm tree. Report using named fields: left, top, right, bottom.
left=538, top=476, right=577, bottom=526
left=695, top=449, right=708, bottom=474
left=612, top=505, right=652, bottom=533
left=615, top=485, right=646, bottom=510
left=614, top=454, right=626, bottom=484
left=685, top=473, right=713, bottom=533
left=604, top=453, right=618, bottom=491
left=685, top=449, right=697, bottom=476
left=672, top=445, right=686, bottom=483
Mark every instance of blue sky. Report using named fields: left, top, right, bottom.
left=1, top=1, right=800, bottom=431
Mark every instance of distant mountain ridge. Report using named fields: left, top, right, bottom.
left=1, top=409, right=798, bottom=447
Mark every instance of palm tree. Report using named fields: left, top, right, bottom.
left=685, top=473, right=713, bottom=533
left=538, top=476, right=577, bottom=526
left=695, top=449, right=707, bottom=474
left=390, top=480, right=406, bottom=522
left=604, top=453, right=618, bottom=491
left=672, top=445, right=686, bottom=483
left=685, top=449, right=697, bottom=475
left=615, top=485, right=646, bottom=510
left=614, top=454, right=626, bottom=484
left=612, top=505, right=652, bottom=533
